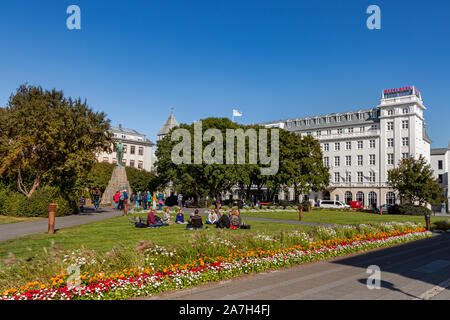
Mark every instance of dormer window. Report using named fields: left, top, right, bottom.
left=402, top=107, right=409, bottom=114
left=388, top=109, right=394, bottom=116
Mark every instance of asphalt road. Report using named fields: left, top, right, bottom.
left=0, top=207, right=122, bottom=241
left=143, top=234, right=450, bottom=300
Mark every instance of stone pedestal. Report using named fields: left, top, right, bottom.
left=101, top=166, right=133, bottom=206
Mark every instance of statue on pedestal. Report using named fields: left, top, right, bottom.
left=116, top=141, right=124, bottom=166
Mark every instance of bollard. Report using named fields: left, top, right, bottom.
left=48, top=203, right=57, bottom=234
left=299, top=204, right=303, bottom=221
left=380, top=206, right=382, bottom=216
left=307, top=204, right=311, bottom=212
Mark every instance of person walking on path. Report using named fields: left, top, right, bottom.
left=134, top=192, right=140, bottom=207
left=118, top=190, right=125, bottom=211
left=158, top=191, right=164, bottom=210
left=114, top=191, right=120, bottom=210
left=152, top=192, right=157, bottom=211
left=122, top=189, right=129, bottom=216
left=92, top=188, right=101, bottom=211
left=177, top=193, right=183, bottom=208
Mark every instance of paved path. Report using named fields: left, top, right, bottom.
left=0, top=207, right=122, bottom=242
left=142, top=234, right=450, bottom=300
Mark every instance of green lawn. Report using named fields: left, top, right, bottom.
left=0, top=214, right=313, bottom=260
left=0, top=216, right=42, bottom=225
left=240, top=210, right=443, bottom=225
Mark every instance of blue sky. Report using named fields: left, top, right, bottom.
left=0, top=0, right=449, bottom=147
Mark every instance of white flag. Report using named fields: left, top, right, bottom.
left=233, top=109, right=242, bottom=117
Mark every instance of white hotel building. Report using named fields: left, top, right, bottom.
left=96, top=124, right=155, bottom=172
left=261, top=86, right=432, bottom=208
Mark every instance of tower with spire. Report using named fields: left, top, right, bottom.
left=157, top=108, right=179, bottom=141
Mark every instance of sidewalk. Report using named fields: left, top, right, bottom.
left=0, top=207, right=122, bottom=242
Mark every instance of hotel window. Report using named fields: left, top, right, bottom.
left=335, top=142, right=340, bottom=151
left=388, top=109, right=394, bottom=116
left=346, top=141, right=351, bottom=150
left=438, top=160, right=443, bottom=170
left=402, top=137, right=409, bottom=146
left=402, top=120, right=409, bottom=129
left=369, top=139, right=376, bottom=148
left=316, top=130, right=321, bottom=136
left=387, top=122, right=394, bottom=130
left=123, top=145, right=127, bottom=154
left=138, top=147, right=144, bottom=155
left=337, top=128, right=343, bottom=134
left=402, top=153, right=409, bottom=159
left=357, top=140, right=363, bottom=149
left=358, top=113, right=363, bottom=120
left=323, top=157, right=329, bottom=167
left=130, top=146, right=136, bottom=155
left=369, top=154, right=376, bottom=165
left=323, top=143, right=329, bottom=151
left=357, top=172, right=363, bottom=183
left=348, top=127, right=354, bottom=133
left=346, top=172, right=352, bottom=182
left=387, top=138, right=394, bottom=147
left=370, top=124, right=378, bottom=130
left=360, top=126, right=365, bottom=132
left=348, top=114, right=353, bottom=121
left=334, top=156, right=340, bottom=167
left=121, top=134, right=126, bottom=139
left=326, top=117, right=331, bottom=123
left=387, top=153, right=394, bottom=165
left=357, top=155, right=363, bottom=166
left=336, top=115, right=341, bottom=122
left=130, top=160, right=135, bottom=167
left=369, top=171, right=376, bottom=182
left=138, top=161, right=143, bottom=169
left=438, top=174, right=443, bottom=184
left=402, top=107, right=409, bottom=114
left=346, top=155, right=351, bottom=166
left=314, top=118, right=319, bottom=125
left=334, top=172, right=340, bottom=183
left=305, top=119, right=310, bottom=125
left=327, top=129, right=332, bottom=135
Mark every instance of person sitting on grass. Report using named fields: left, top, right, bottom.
left=230, top=210, right=241, bottom=229
left=163, top=207, right=171, bottom=224
left=186, top=209, right=203, bottom=229
left=147, top=210, right=166, bottom=227
left=175, top=209, right=187, bottom=224
left=216, top=211, right=230, bottom=229
left=206, top=209, right=218, bottom=225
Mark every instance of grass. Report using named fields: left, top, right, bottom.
left=239, top=209, right=442, bottom=225
left=0, top=216, right=42, bottom=225
left=0, top=213, right=314, bottom=260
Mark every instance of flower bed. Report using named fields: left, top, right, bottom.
left=1, top=227, right=430, bottom=300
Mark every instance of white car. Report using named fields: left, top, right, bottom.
left=318, top=200, right=351, bottom=209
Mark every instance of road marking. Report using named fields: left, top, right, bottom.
left=414, top=278, right=450, bottom=300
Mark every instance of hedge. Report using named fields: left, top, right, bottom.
left=390, top=204, right=431, bottom=216
left=0, top=186, right=74, bottom=217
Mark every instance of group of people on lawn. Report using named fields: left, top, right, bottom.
left=145, top=208, right=245, bottom=230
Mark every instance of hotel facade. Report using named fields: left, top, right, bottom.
left=261, top=86, right=432, bottom=209
left=96, top=124, right=155, bottom=172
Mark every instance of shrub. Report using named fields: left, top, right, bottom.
left=391, top=204, right=431, bottom=216
left=2, top=192, right=26, bottom=216
left=20, top=186, right=73, bottom=217
left=432, top=220, right=450, bottom=231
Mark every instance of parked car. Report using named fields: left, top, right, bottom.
left=378, top=204, right=393, bottom=214
left=318, top=200, right=351, bottom=209
left=348, top=201, right=364, bottom=209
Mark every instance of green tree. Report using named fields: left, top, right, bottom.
left=0, top=84, right=112, bottom=198
left=125, top=166, right=157, bottom=193
left=388, top=156, right=444, bottom=206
